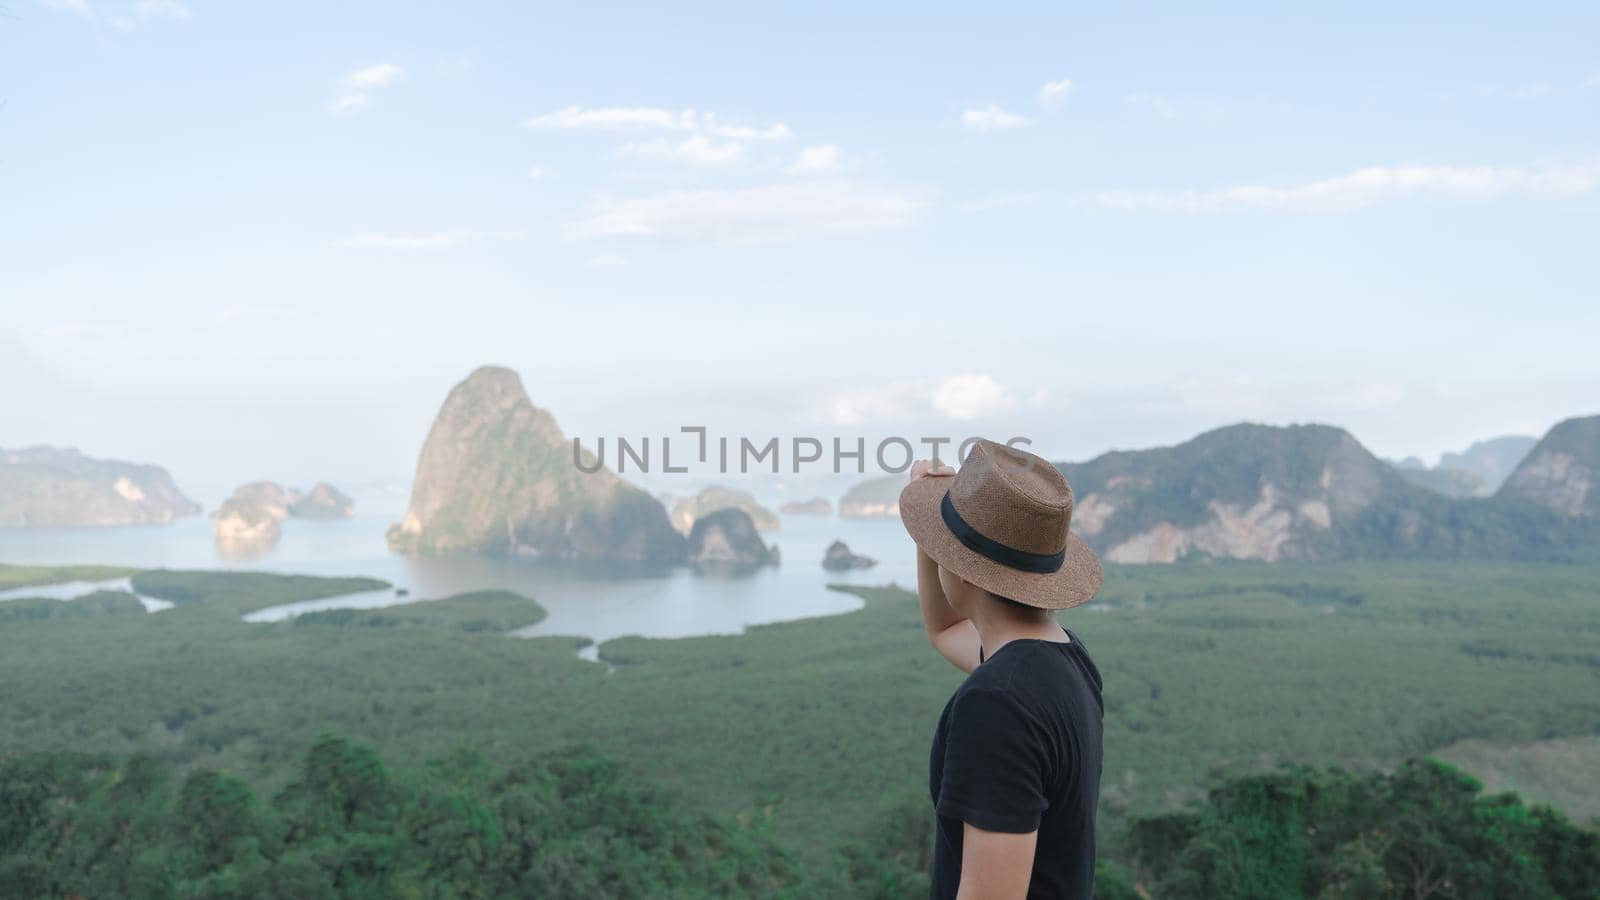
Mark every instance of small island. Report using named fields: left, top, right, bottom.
left=687, top=508, right=780, bottom=569
left=671, top=486, right=780, bottom=534
left=780, top=497, right=833, bottom=516
left=822, top=540, right=876, bottom=571
left=213, top=480, right=357, bottom=555
left=838, top=475, right=903, bottom=518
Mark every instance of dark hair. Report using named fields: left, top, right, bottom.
left=987, top=590, right=1048, bottom=615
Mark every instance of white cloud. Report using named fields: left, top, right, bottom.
left=335, top=229, right=528, bottom=250
left=38, top=0, right=94, bottom=20
left=524, top=106, right=790, bottom=141
left=817, top=374, right=1024, bottom=425
left=957, top=193, right=1042, bottom=213
left=931, top=374, right=1022, bottom=420
left=345, top=63, right=403, bottom=90
left=961, top=105, right=1029, bottom=132
left=1095, top=161, right=1600, bottom=213
left=572, top=182, right=923, bottom=242
left=587, top=254, right=629, bottom=268
left=330, top=63, right=403, bottom=115
left=530, top=106, right=792, bottom=169
left=525, top=105, right=697, bottom=131
left=135, top=0, right=189, bottom=18
left=786, top=144, right=843, bottom=176
left=1128, top=92, right=1180, bottom=120
left=618, top=135, right=746, bottom=167
left=1039, top=78, right=1073, bottom=106
left=44, top=0, right=190, bottom=28
left=527, top=165, right=550, bottom=180
left=702, top=116, right=792, bottom=142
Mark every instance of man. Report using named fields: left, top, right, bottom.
left=900, top=440, right=1105, bottom=899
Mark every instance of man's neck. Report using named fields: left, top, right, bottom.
left=973, top=608, right=1070, bottom=661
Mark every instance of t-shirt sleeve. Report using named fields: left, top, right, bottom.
left=935, top=687, right=1049, bottom=833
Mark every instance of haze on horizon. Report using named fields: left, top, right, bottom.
left=4, top=3, right=1598, bottom=500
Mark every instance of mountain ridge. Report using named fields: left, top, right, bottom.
left=1057, top=417, right=1600, bottom=563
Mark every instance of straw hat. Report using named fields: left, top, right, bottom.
left=899, top=439, right=1103, bottom=609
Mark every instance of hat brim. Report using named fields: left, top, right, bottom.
left=898, top=475, right=1104, bottom=610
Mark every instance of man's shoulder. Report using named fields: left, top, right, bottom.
left=966, top=641, right=1101, bottom=710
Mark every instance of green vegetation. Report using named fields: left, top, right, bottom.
left=3, top=740, right=1592, bottom=898
left=2, top=561, right=1598, bottom=894
left=0, top=589, right=145, bottom=623
left=0, top=562, right=138, bottom=590
left=1127, top=758, right=1600, bottom=898
left=0, top=735, right=804, bottom=899
left=294, top=590, right=546, bottom=633
left=129, top=570, right=389, bottom=616
left=1434, top=734, right=1600, bottom=825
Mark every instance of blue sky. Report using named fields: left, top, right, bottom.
left=3, top=2, right=1598, bottom=500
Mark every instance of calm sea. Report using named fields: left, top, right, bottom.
left=0, top=512, right=916, bottom=659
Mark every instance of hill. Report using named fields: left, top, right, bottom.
left=1496, top=414, right=1600, bottom=518
left=838, top=474, right=902, bottom=518
left=386, top=367, right=684, bottom=560
left=1058, top=421, right=1600, bottom=563
left=0, top=446, right=199, bottom=527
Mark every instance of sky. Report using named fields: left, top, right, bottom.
left=3, top=2, right=1599, bottom=503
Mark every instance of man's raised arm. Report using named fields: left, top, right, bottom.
left=909, top=460, right=981, bottom=673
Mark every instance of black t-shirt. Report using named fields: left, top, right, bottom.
left=928, top=629, right=1104, bottom=899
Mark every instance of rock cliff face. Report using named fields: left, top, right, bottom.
left=838, top=475, right=903, bottom=518
left=780, top=497, right=833, bottom=515
left=290, top=482, right=356, bottom=519
left=212, top=480, right=357, bottom=552
left=387, top=366, right=685, bottom=561
left=686, top=508, right=778, bottom=568
left=231, top=482, right=297, bottom=519
left=213, top=494, right=283, bottom=554
left=670, top=486, right=780, bottom=534
left=0, top=447, right=200, bottom=527
left=1496, top=416, right=1600, bottom=518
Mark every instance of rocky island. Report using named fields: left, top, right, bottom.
left=838, top=475, right=902, bottom=518
left=290, top=482, right=356, bottom=518
left=821, top=540, right=876, bottom=571
left=686, top=508, right=779, bottom=569
left=780, top=497, right=832, bottom=515
left=670, top=486, right=780, bottom=534
left=212, top=480, right=358, bottom=554
left=387, top=366, right=685, bottom=561
left=0, top=446, right=200, bottom=527
left=213, top=493, right=284, bottom=554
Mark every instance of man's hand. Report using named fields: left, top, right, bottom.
left=910, top=458, right=955, bottom=482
